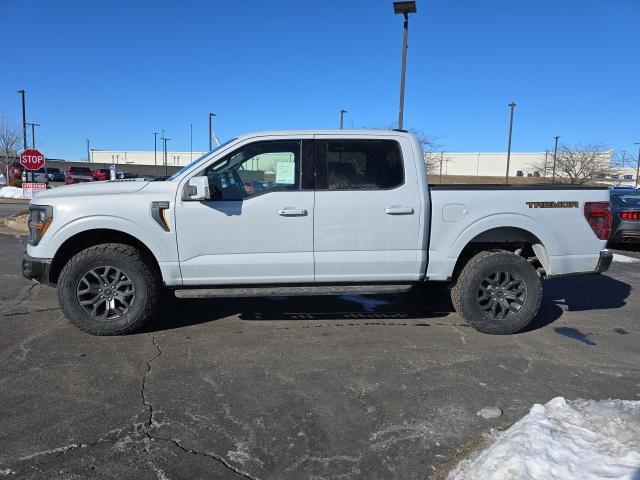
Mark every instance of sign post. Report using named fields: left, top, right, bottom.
left=20, top=149, right=46, bottom=199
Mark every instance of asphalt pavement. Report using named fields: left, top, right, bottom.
left=0, top=232, right=639, bottom=480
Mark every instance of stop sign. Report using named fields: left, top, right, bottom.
left=20, top=149, right=46, bottom=171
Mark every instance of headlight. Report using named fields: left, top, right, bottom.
left=28, top=205, right=53, bottom=246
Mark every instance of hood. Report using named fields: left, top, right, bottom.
left=33, top=179, right=150, bottom=201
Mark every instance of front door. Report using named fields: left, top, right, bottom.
left=313, top=135, right=422, bottom=281
left=176, top=138, right=315, bottom=285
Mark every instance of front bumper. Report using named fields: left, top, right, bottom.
left=594, top=249, right=613, bottom=274
left=22, top=252, right=52, bottom=284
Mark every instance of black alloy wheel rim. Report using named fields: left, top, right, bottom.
left=76, top=266, right=136, bottom=320
left=477, top=270, right=527, bottom=320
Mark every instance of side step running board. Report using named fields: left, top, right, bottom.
left=175, top=284, right=414, bottom=298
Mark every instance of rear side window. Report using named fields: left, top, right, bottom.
left=316, top=139, right=404, bottom=190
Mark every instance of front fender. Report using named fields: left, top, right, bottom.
left=31, top=215, right=170, bottom=262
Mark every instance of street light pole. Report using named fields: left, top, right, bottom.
left=552, top=135, right=560, bottom=183
left=634, top=142, right=640, bottom=189
left=26, top=123, right=41, bottom=148
left=209, top=113, right=217, bottom=151
left=86, top=139, right=91, bottom=163
left=339, top=109, right=347, bottom=129
left=393, top=1, right=417, bottom=131
left=17, top=90, right=27, bottom=150
left=505, top=102, right=516, bottom=184
left=153, top=132, right=158, bottom=167
left=161, top=136, right=170, bottom=176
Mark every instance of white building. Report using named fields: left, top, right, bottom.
left=429, top=151, right=617, bottom=179
left=89, top=148, right=630, bottom=182
left=89, top=150, right=206, bottom=167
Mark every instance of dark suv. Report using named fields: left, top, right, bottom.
left=610, top=188, right=640, bottom=243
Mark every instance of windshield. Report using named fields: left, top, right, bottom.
left=167, top=138, right=237, bottom=180
left=614, top=193, right=640, bottom=206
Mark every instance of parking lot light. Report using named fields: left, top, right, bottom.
left=634, top=142, right=640, bottom=189
left=340, top=109, right=347, bottom=129
left=393, top=1, right=417, bottom=131
left=552, top=136, right=560, bottom=183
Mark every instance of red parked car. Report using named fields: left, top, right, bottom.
left=8, top=162, right=24, bottom=179
left=92, top=168, right=111, bottom=181
left=65, top=166, right=93, bottom=184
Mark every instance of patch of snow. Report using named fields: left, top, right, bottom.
left=340, top=295, right=390, bottom=312
left=448, top=397, right=640, bottom=480
left=613, top=254, right=640, bottom=264
left=0, top=186, right=23, bottom=199
left=477, top=407, right=503, bottom=419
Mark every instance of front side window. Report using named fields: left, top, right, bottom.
left=316, top=139, right=404, bottom=190
left=204, top=141, right=301, bottom=200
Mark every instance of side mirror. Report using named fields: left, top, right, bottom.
left=186, top=176, right=210, bottom=201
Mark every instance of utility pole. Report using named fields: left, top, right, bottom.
left=17, top=90, right=27, bottom=150
left=552, top=136, right=560, bottom=183
left=26, top=123, right=41, bottom=148
left=153, top=132, right=158, bottom=167
left=439, top=151, right=443, bottom=183
left=86, top=139, right=91, bottom=163
left=339, top=109, right=347, bottom=129
left=505, top=102, right=516, bottom=184
left=393, top=1, right=417, bottom=131
left=634, top=142, right=640, bottom=189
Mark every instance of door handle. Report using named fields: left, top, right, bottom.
left=385, top=206, right=414, bottom=215
left=278, top=208, right=307, bottom=216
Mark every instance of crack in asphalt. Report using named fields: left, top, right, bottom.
left=0, top=335, right=260, bottom=479
left=141, top=336, right=163, bottom=428
left=166, top=437, right=259, bottom=480
left=3, top=307, right=60, bottom=317
left=0, top=283, right=39, bottom=315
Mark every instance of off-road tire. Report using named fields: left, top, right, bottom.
left=451, top=250, right=542, bottom=335
left=57, top=243, right=160, bottom=335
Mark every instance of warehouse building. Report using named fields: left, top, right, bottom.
left=89, top=150, right=206, bottom=167
left=88, top=149, right=629, bottom=182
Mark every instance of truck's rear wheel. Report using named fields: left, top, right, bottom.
left=451, top=250, right=542, bottom=334
left=57, top=243, right=160, bottom=335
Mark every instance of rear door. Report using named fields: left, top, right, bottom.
left=313, top=135, right=422, bottom=281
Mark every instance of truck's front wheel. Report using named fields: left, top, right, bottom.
left=57, top=243, right=160, bottom=335
left=451, top=250, right=542, bottom=334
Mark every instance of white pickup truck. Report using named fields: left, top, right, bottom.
left=22, top=130, right=613, bottom=336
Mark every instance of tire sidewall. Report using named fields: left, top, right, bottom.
left=58, top=249, right=151, bottom=334
left=458, top=252, right=541, bottom=334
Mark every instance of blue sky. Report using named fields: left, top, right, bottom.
left=0, top=0, right=638, bottom=160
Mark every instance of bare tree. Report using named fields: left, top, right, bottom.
left=364, top=125, right=447, bottom=175
left=529, top=143, right=613, bottom=184
left=0, top=115, right=21, bottom=182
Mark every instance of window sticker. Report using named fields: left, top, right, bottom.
left=275, top=161, right=295, bottom=184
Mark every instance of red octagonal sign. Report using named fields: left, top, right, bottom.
left=20, top=149, right=46, bottom=171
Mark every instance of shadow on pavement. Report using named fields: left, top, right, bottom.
left=142, top=274, right=631, bottom=334
left=524, top=273, right=631, bottom=332
left=142, top=284, right=455, bottom=334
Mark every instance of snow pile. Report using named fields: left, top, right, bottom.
left=448, top=397, right=640, bottom=480
left=613, top=254, right=640, bottom=264
left=0, top=186, right=24, bottom=199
